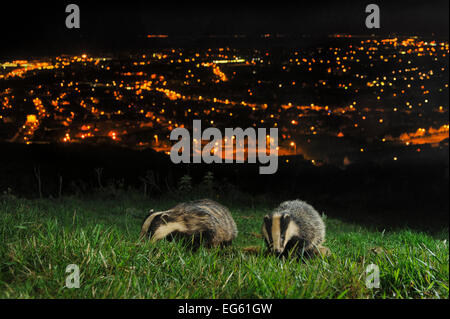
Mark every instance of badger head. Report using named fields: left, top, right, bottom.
left=140, top=209, right=187, bottom=242
left=262, top=212, right=301, bottom=256
left=140, top=209, right=168, bottom=239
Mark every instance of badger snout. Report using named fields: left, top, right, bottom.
left=274, top=248, right=284, bottom=255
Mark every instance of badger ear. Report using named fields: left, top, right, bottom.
left=263, top=215, right=270, bottom=224
left=283, top=214, right=290, bottom=222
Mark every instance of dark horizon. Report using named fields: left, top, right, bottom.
left=0, top=0, right=448, bottom=58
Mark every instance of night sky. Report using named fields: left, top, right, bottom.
left=0, top=0, right=448, bottom=57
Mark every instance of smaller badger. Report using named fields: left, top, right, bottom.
left=140, top=199, right=238, bottom=248
left=262, top=200, right=329, bottom=258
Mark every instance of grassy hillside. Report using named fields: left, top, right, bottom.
left=0, top=194, right=448, bottom=298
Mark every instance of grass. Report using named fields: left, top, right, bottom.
left=0, top=194, right=448, bottom=299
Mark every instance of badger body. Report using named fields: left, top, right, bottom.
left=262, top=200, right=328, bottom=257
left=140, top=199, right=238, bottom=247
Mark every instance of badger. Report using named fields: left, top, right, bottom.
left=140, top=199, right=238, bottom=248
left=262, top=200, right=329, bottom=258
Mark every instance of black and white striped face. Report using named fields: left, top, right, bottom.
left=140, top=210, right=187, bottom=242
left=262, top=213, right=300, bottom=255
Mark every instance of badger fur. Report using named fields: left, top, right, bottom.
left=140, top=199, right=238, bottom=248
left=262, top=200, right=328, bottom=258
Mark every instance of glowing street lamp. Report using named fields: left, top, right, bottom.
left=290, top=141, right=296, bottom=154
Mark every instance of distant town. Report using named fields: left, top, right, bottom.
left=0, top=34, right=448, bottom=166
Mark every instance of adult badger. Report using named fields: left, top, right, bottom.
left=140, top=199, right=238, bottom=248
left=262, top=200, right=329, bottom=258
